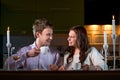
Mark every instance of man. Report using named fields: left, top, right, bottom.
left=4, top=18, right=61, bottom=71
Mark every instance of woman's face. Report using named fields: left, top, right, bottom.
left=67, top=30, right=77, bottom=47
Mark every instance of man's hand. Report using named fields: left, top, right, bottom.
left=49, top=64, right=59, bottom=71
left=27, top=48, right=40, bottom=57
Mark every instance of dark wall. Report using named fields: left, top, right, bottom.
left=85, top=0, right=120, bottom=25
left=1, top=0, right=84, bottom=35
left=0, top=35, right=3, bottom=68
left=0, top=0, right=84, bottom=69
left=2, top=35, right=35, bottom=54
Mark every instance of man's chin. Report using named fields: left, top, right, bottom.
left=45, top=43, right=50, bottom=46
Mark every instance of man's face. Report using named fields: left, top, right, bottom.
left=67, top=30, right=77, bottom=47
left=39, top=27, right=53, bottom=46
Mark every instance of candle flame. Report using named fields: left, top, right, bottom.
left=7, top=27, right=10, bottom=31
left=112, top=15, right=115, bottom=20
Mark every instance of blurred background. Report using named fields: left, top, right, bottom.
left=0, top=0, right=120, bottom=69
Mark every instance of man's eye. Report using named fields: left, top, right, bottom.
left=47, top=34, right=52, bottom=36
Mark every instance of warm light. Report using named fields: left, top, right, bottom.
left=7, top=27, right=10, bottom=31
left=104, top=25, right=111, bottom=30
left=117, top=25, right=120, bottom=35
left=112, top=15, right=115, bottom=20
left=89, top=25, right=99, bottom=31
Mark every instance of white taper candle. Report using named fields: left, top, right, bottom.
left=112, top=15, right=115, bottom=34
left=7, top=27, right=10, bottom=44
left=104, top=31, right=107, bottom=44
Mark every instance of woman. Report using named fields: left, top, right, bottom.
left=59, top=25, right=108, bottom=71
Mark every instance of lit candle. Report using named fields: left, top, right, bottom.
left=7, top=27, right=10, bottom=44
left=112, top=15, right=115, bottom=34
left=104, top=31, right=107, bottom=44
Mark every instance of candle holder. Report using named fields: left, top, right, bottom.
left=6, top=42, right=12, bottom=70
left=111, top=33, right=117, bottom=70
left=103, top=44, right=108, bottom=69
left=11, top=47, right=15, bottom=56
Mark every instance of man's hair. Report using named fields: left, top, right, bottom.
left=32, top=18, right=53, bottom=38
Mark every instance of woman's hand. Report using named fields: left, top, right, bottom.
left=58, top=65, right=65, bottom=71
left=82, top=64, right=102, bottom=71
left=49, top=65, right=66, bottom=71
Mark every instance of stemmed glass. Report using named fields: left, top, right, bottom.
left=12, top=55, right=20, bottom=71
left=75, top=62, right=81, bottom=70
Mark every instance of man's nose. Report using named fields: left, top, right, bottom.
left=50, top=36, right=53, bottom=40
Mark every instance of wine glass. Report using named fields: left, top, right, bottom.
left=75, top=62, right=81, bottom=70
left=12, top=55, right=20, bottom=71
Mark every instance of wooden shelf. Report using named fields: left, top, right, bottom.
left=107, top=56, right=120, bottom=60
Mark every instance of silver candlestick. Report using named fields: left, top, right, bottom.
left=11, top=47, right=15, bottom=56
left=103, top=31, right=108, bottom=69
left=103, top=44, right=108, bottom=69
left=111, top=33, right=117, bottom=70
left=6, top=43, right=11, bottom=70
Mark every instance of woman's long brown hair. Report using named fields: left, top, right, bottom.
left=66, top=25, right=90, bottom=64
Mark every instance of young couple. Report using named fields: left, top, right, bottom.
left=4, top=18, right=108, bottom=71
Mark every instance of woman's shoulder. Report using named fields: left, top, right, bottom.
left=86, top=47, right=100, bottom=55
left=86, top=47, right=104, bottom=60
left=89, top=47, right=99, bottom=52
